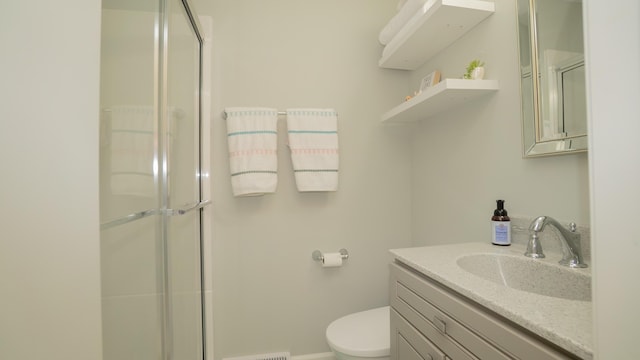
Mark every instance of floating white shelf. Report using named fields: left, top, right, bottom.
left=381, top=79, right=499, bottom=123
left=379, top=0, right=495, bottom=70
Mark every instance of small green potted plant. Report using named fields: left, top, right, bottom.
left=463, top=59, right=485, bottom=80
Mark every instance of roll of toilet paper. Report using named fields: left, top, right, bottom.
left=322, top=253, right=343, bottom=267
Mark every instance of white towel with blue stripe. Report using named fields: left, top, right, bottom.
left=286, top=108, right=339, bottom=192
left=109, top=105, right=155, bottom=197
left=225, top=107, right=279, bottom=196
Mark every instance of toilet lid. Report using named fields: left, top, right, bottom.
left=326, top=306, right=390, bottom=357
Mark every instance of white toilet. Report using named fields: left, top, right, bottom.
left=326, top=306, right=390, bottom=360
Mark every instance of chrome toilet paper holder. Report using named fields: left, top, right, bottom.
left=312, top=248, right=349, bottom=262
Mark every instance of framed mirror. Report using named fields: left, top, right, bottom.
left=517, top=0, right=587, bottom=157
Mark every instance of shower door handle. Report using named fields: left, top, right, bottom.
left=100, top=208, right=158, bottom=230
left=165, top=200, right=211, bottom=216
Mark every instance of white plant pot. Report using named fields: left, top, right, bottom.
left=471, top=66, right=485, bottom=80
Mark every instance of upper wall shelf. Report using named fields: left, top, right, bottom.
left=379, top=0, right=496, bottom=70
left=381, top=79, right=499, bottom=123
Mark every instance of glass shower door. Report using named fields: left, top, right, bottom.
left=100, top=2, right=164, bottom=358
left=99, top=0, right=205, bottom=359
left=163, top=0, right=206, bottom=358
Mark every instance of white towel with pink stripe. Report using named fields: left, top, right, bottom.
left=286, top=108, right=339, bottom=192
left=225, top=107, right=278, bottom=196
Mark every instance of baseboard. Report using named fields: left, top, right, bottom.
left=291, top=352, right=335, bottom=360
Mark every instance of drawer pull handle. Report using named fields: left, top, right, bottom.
left=433, top=315, right=447, bottom=334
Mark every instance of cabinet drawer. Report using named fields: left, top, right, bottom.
left=393, top=281, right=505, bottom=360
left=390, top=262, right=576, bottom=360
left=391, top=308, right=447, bottom=360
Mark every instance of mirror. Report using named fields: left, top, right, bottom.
left=517, top=0, right=587, bottom=157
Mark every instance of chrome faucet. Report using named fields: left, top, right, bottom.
left=525, top=216, right=588, bottom=268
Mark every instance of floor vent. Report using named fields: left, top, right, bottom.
left=223, top=352, right=291, bottom=360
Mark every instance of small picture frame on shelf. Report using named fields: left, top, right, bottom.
left=420, top=70, right=441, bottom=92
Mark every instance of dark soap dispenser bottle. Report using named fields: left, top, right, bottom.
left=491, top=199, right=511, bottom=246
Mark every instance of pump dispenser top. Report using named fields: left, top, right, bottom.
left=493, top=200, right=508, bottom=218
left=491, top=199, right=511, bottom=246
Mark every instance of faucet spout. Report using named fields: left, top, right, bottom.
left=525, top=216, right=588, bottom=268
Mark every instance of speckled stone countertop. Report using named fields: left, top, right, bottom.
left=390, top=242, right=593, bottom=359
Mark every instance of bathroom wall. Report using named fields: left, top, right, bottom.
left=194, top=0, right=413, bottom=358
left=0, top=0, right=103, bottom=359
left=585, top=1, right=640, bottom=357
left=408, top=0, right=590, bottom=247
left=195, top=0, right=590, bottom=357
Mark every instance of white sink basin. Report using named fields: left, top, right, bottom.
left=456, top=253, right=591, bottom=301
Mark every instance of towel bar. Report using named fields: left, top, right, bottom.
left=222, top=110, right=287, bottom=120
left=222, top=110, right=338, bottom=120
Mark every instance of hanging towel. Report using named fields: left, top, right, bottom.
left=225, top=107, right=279, bottom=196
left=108, top=105, right=155, bottom=197
left=286, top=108, right=339, bottom=192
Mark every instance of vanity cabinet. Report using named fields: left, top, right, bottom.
left=389, top=262, right=580, bottom=360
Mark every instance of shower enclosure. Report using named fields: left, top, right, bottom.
left=99, top=0, right=209, bottom=359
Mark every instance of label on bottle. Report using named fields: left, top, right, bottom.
left=492, top=221, right=511, bottom=245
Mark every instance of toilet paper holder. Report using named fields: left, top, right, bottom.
left=312, top=248, right=349, bottom=262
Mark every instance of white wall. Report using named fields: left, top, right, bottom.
left=0, top=0, right=637, bottom=359
left=196, top=0, right=413, bottom=357
left=0, top=1, right=103, bottom=359
left=584, top=1, right=640, bottom=358
left=196, top=0, right=594, bottom=357
left=409, top=0, right=590, bottom=247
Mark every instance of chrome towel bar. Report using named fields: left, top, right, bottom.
left=222, top=110, right=338, bottom=120
left=222, top=110, right=287, bottom=120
